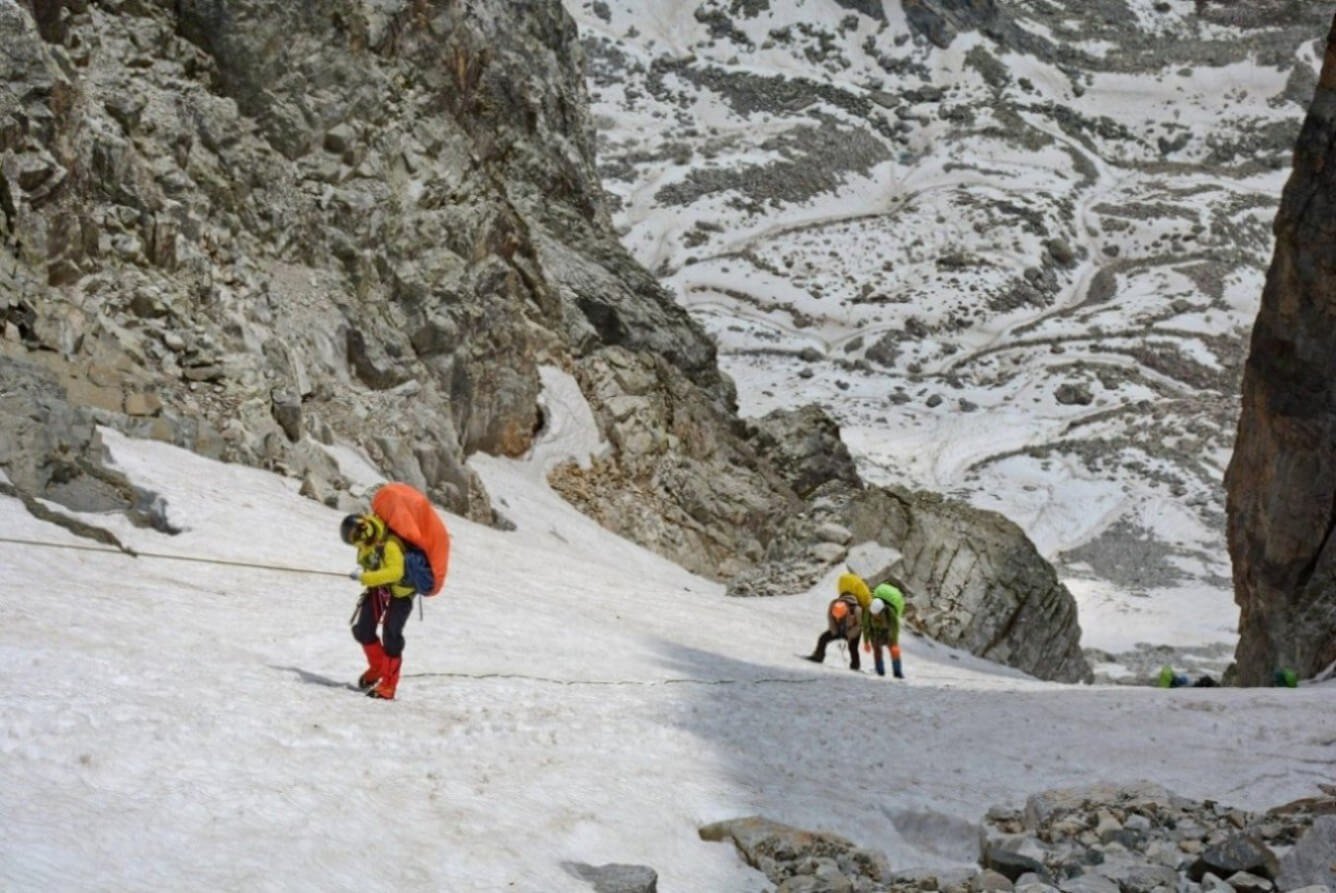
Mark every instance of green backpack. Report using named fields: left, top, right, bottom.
left=872, top=583, right=904, bottom=618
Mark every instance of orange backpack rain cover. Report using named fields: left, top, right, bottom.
left=371, top=482, right=451, bottom=595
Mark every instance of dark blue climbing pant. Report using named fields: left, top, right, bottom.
left=351, top=588, right=413, bottom=658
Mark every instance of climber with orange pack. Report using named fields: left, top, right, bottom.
left=805, top=572, right=872, bottom=671
left=342, top=512, right=417, bottom=700
left=340, top=482, right=451, bottom=701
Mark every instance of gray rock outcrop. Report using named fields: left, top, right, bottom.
left=978, top=781, right=1334, bottom=893
left=1225, top=11, right=1336, bottom=686
left=903, top=0, right=999, bottom=49
left=701, top=785, right=1336, bottom=893
left=548, top=346, right=802, bottom=581
left=699, top=816, right=892, bottom=892
left=0, top=354, right=179, bottom=544
left=564, top=861, right=659, bottom=893
left=722, top=407, right=1091, bottom=682
left=0, top=355, right=112, bottom=508
left=1275, top=815, right=1336, bottom=892
left=847, top=487, right=1091, bottom=684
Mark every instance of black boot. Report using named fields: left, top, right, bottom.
left=806, top=632, right=834, bottom=663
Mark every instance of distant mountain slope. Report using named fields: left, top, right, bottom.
left=567, top=0, right=1327, bottom=623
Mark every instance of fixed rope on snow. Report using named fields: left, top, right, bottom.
left=0, top=534, right=349, bottom=579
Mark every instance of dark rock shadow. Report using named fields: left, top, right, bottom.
left=646, top=638, right=980, bottom=878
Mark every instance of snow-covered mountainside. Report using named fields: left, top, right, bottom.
left=566, top=0, right=1328, bottom=653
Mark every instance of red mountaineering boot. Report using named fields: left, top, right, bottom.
left=358, top=641, right=386, bottom=690
left=368, top=656, right=401, bottom=700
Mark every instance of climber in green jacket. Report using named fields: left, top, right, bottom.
left=862, top=582, right=906, bottom=679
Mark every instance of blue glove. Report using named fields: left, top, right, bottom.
left=348, top=569, right=362, bottom=581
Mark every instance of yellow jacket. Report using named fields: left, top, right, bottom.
left=355, top=515, right=417, bottom=598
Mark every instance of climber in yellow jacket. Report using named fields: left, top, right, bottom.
left=341, top=513, right=416, bottom=699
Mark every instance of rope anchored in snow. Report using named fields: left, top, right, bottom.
left=0, top=535, right=349, bottom=579
left=406, top=671, right=825, bottom=687
left=283, top=665, right=824, bottom=690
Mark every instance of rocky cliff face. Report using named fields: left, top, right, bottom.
left=1226, top=12, right=1336, bottom=687
left=2, top=0, right=719, bottom=523
left=1, top=0, right=1088, bottom=681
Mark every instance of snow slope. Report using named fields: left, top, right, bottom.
left=3, top=370, right=1332, bottom=891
